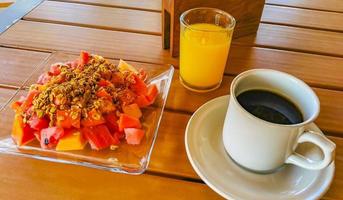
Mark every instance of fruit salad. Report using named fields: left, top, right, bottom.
left=11, top=51, right=158, bottom=151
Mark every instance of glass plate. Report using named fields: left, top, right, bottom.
left=0, top=52, right=174, bottom=175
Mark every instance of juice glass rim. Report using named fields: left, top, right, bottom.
left=180, top=7, right=236, bottom=32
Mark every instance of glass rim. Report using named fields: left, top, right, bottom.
left=180, top=7, right=236, bottom=32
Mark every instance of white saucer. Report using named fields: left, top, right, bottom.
left=185, top=95, right=335, bottom=200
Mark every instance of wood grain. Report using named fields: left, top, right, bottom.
left=262, top=5, right=343, bottom=32
left=25, top=1, right=161, bottom=35
left=227, top=45, right=343, bottom=90
left=266, top=0, right=343, bottom=13
left=315, top=88, right=343, bottom=136
left=0, top=154, right=222, bottom=200
left=0, top=20, right=177, bottom=65
left=0, top=47, right=49, bottom=87
left=149, top=111, right=198, bottom=178
left=54, top=0, right=161, bottom=12
left=234, top=23, right=343, bottom=57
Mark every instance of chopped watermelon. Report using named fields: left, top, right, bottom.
left=98, top=79, right=112, bottom=87
left=130, top=75, right=148, bottom=96
left=135, top=95, right=151, bottom=108
left=28, top=115, right=49, bottom=131
left=104, top=112, right=118, bottom=133
left=100, top=100, right=116, bottom=113
left=114, top=131, right=125, bottom=140
left=49, top=64, right=61, bottom=76
left=82, top=125, right=119, bottom=150
left=10, top=52, right=160, bottom=151
left=96, top=88, right=112, bottom=100
left=81, top=109, right=106, bottom=127
left=40, top=127, right=65, bottom=149
left=21, top=90, right=40, bottom=110
left=124, top=128, right=145, bottom=145
left=146, top=84, right=158, bottom=103
left=65, top=60, right=79, bottom=69
left=118, top=114, right=141, bottom=132
left=138, top=68, right=147, bottom=81
left=37, top=73, right=51, bottom=84
left=79, top=51, right=90, bottom=66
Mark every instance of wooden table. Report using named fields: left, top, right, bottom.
left=0, top=0, right=342, bottom=199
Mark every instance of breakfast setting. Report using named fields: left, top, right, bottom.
left=0, top=0, right=342, bottom=199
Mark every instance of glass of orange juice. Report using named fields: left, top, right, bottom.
left=179, top=8, right=235, bottom=92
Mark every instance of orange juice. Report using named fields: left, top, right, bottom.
left=180, top=23, right=233, bottom=91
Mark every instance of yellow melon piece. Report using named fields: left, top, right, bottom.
left=56, top=130, right=87, bottom=151
left=118, top=59, right=138, bottom=74
left=123, top=103, right=142, bottom=119
left=12, top=114, right=35, bottom=146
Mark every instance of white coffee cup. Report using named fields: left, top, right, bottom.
left=223, top=69, right=336, bottom=173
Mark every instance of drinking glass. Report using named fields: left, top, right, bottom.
left=179, top=7, right=235, bottom=92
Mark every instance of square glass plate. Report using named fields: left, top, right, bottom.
left=0, top=52, right=174, bottom=174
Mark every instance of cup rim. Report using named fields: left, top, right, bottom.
left=180, top=7, right=236, bottom=32
left=230, top=69, right=320, bottom=128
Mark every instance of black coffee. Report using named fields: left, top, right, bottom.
left=237, top=90, right=303, bottom=125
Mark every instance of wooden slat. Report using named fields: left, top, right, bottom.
left=262, top=5, right=343, bottom=32
left=149, top=111, right=198, bottom=178
left=166, top=72, right=343, bottom=136
left=3, top=20, right=343, bottom=91
left=3, top=21, right=343, bottom=70
left=0, top=87, right=16, bottom=108
left=2, top=44, right=343, bottom=92
left=55, top=0, right=161, bottom=12
left=0, top=20, right=177, bottom=65
left=0, top=154, right=221, bottom=200
left=227, top=46, right=343, bottom=90
left=315, top=88, right=343, bottom=136
left=234, top=23, right=343, bottom=58
left=0, top=47, right=49, bottom=87
left=266, top=0, right=343, bottom=13
left=25, top=1, right=161, bottom=35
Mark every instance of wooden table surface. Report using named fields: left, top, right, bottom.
left=0, top=0, right=343, bottom=199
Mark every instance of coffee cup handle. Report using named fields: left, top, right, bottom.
left=285, top=130, right=336, bottom=170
